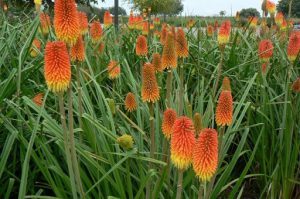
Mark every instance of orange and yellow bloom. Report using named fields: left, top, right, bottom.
left=152, top=53, right=163, bottom=72
left=30, top=38, right=41, bottom=57
left=125, top=92, right=137, bottom=112
left=218, top=20, right=231, bottom=46
left=162, top=32, right=177, bottom=69
left=44, top=41, right=71, bottom=93
left=70, top=36, right=85, bottom=62
left=108, top=60, right=121, bottom=79
left=193, top=128, right=218, bottom=181
left=104, top=11, right=113, bottom=28
left=176, top=27, right=189, bottom=58
left=258, top=39, right=273, bottom=63
left=39, top=13, right=51, bottom=35
left=141, top=63, right=160, bottom=103
left=162, top=108, right=177, bottom=139
left=78, top=11, right=89, bottom=34
left=171, top=116, right=196, bottom=170
left=216, top=77, right=233, bottom=126
left=136, top=35, right=148, bottom=56
left=287, top=31, right=300, bottom=62
left=90, top=21, right=103, bottom=43
left=54, top=0, right=80, bottom=46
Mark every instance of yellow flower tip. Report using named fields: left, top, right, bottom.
left=117, top=134, right=134, bottom=150
left=170, top=153, right=192, bottom=170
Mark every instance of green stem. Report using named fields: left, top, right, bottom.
left=198, top=182, right=204, bottom=199
left=175, top=169, right=184, bottom=199
left=76, top=63, right=83, bottom=132
left=67, top=86, right=84, bottom=198
left=126, top=158, right=133, bottom=199
left=213, top=52, right=224, bottom=99
left=179, top=60, right=184, bottom=115
left=146, top=102, right=155, bottom=199
left=58, top=93, right=78, bottom=199
left=166, top=70, right=173, bottom=108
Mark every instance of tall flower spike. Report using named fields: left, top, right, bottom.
left=216, top=77, right=233, bottom=126
left=249, top=16, right=258, bottom=29
left=275, top=12, right=284, bottom=27
left=78, top=11, right=88, bottom=34
left=142, top=21, right=149, bottom=35
left=287, top=31, right=300, bottom=62
left=44, top=41, right=71, bottom=93
left=160, top=24, right=168, bottom=45
left=104, top=11, right=113, bottom=28
left=218, top=20, right=231, bottom=46
left=193, top=128, right=218, bottom=181
left=207, top=25, right=214, bottom=37
left=125, top=92, right=137, bottom=112
left=258, top=39, right=273, bottom=63
left=141, top=63, right=160, bottom=103
left=90, top=21, right=103, bottom=44
left=152, top=53, right=163, bottom=72
left=54, top=0, right=80, bottom=46
left=70, top=36, right=85, bottom=62
left=235, top=11, right=240, bottom=22
left=108, top=60, right=121, bottom=80
left=171, top=116, right=196, bottom=170
left=136, top=35, right=148, bottom=56
left=162, top=108, right=177, bottom=140
left=128, top=13, right=135, bottom=29
left=39, top=13, right=51, bottom=35
left=266, top=0, right=276, bottom=16
left=176, top=27, right=189, bottom=58
left=162, top=32, right=177, bottom=69
left=30, top=38, right=41, bottom=57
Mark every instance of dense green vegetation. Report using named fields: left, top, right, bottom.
left=0, top=4, right=300, bottom=199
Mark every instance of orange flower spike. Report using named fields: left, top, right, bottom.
left=249, top=16, right=258, bottom=29
left=108, top=60, right=121, bottom=80
left=128, top=13, right=135, bottom=29
left=152, top=53, right=163, bottom=72
left=90, top=21, right=103, bottom=44
left=32, top=93, right=44, bottom=106
left=162, top=108, right=177, bottom=139
left=54, top=0, right=80, bottom=46
left=160, top=24, right=168, bottom=45
left=162, top=32, right=177, bottom=69
left=292, top=78, right=300, bottom=93
left=142, top=21, right=149, bottom=35
left=125, top=92, right=137, bottom=112
left=104, top=11, right=113, bottom=28
left=70, top=36, right=85, bottom=62
left=136, top=35, right=148, bottom=56
left=266, top=0, right=276, bottom=16
left=78, top=11, right=89, bottom=34
left=218, top=20, right=231, bottom=46
left=207, top=25, right=214, bottom=37
left=44, top=41, right=71, bottom=93
left=39, top=13, right=51, bottom=35
left=281, top=20, right=288, bottom=32
left=287, top=31, right=300, bottom=62
left=170, top=116, right=196, bottom=170
left=275, top=12, right=284, bottom=27
left=258, top=39, right=274, bottom=63
left=154, top=17, right=160, bottom=26
left=176, top=27, right=189, bottom=58
left=141, top=63, right=160, bottom=103
left=30, top=38, right=41, bottom=57
left=193, top=128, right=218, bottom=181
left=98, top=42, right=105, bottom=54
left=216, top=77, right=233, bottom=126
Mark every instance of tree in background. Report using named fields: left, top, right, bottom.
left=239, top=8, right=261, bottom=18
left=219, top=10, right=226, bottom=17
left=133, top=0, right=183, bottom=15
left=277, top=0, right=300, bottom=17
